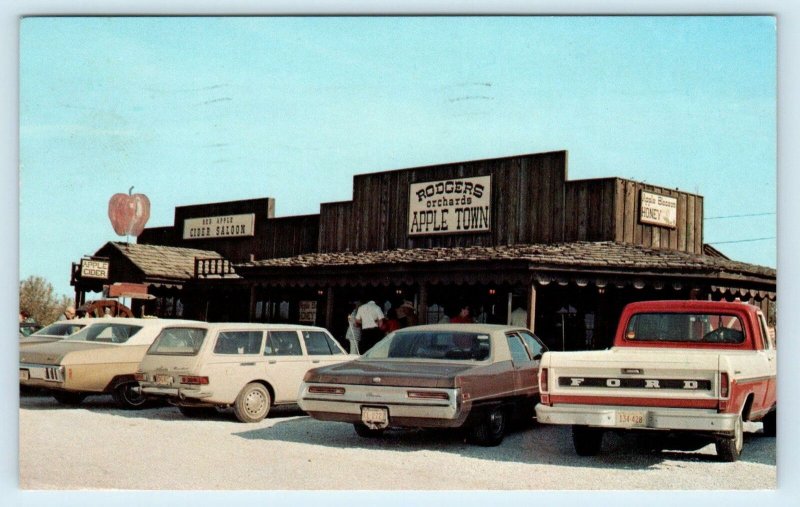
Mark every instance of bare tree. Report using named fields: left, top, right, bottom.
left=19, top=275, right=73, bottom=325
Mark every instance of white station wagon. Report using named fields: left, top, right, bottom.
left=137, top=322, right=353, bottom=422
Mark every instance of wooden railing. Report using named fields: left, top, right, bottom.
left=194, top=258, right=237, bottom=278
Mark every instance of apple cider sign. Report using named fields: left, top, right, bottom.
left=408, top=176, right=491, bottom=236
left=183, top=213, right=255, bottom=240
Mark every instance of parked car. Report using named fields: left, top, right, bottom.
left=298, top=323, right=548, bottom=446
left=20, top=320, right=87, bottom=347
left=137, top=323, right=354, bottom=422
left=19, top=318, right=202, bottom=409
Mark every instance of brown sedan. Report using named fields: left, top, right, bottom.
left=297, top=324, right=547, bottom=446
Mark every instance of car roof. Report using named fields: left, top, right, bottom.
left=199, top=322, right=329, bottom=331
left=68, top=317, right=205, bottom=327
left=395, top=323, right=529, bottom=333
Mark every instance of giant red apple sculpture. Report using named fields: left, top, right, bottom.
left=108, top=187, right=151, bottom=237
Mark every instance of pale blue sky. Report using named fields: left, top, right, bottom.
left=19, top=16, right=776, bottom=298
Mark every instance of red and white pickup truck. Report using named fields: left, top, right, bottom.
left=535, top=300, right=776, bottom=461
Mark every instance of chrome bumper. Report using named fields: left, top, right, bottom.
left=20, top=363, right=64, bottom=384
left=141, top=385, right=213, bottom=401
left=535, top=403, right=738, bottom=432
left=298, top=382, right=464, bottom=423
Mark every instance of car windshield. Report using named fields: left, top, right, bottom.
left=625, top=313, right=745, bottom=344
left=148, top=327, right=208, bottom=355
left=364, top=330, right=491, bottom=361
left=65, top=323, right=143, bottom=344
left=31, top=322, right=86, bottom=337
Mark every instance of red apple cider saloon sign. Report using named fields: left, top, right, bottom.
left=183, top=213, right=255, bottom=240
left=408, top=176, right=491, bottom=235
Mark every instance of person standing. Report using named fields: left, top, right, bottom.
left=58, top=306, right=76, bottom=321
left=345, top=302, right=362, bottom=354
left=355, top=300, right=385, bottom=352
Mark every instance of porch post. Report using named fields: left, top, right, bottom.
left=418, top=284, right=428, bottom=324
left=325, top=287, right=335, bottom=330
left=527, top=284, right=537, bottom=332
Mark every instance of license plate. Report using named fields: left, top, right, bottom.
left=19, top=369, right=29, bottom=381
left=361, top=406, right=389, bottom=426
left=616, top=410, right=646, bottom=426
left=154, top=374, right=172, bottom=386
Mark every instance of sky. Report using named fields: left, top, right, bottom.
left=18, top=16, right=777, bottom=299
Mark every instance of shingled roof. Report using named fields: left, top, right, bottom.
left=239, top=241, right=775, bottom=281
left=105, top=242, right=225, bottom=281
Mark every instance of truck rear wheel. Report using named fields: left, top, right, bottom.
left=572, top=425, right=603, bottom=456
left=762, top=410, right=776, bottom=437
left=715, top=412, right=744, bottom=462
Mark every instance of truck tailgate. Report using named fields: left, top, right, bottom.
left=545, top=348, right=721, bottom=405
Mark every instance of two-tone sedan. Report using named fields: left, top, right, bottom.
left=20, top=318, right=202, bottom=408
left=298, top=324, right=547, bottom=446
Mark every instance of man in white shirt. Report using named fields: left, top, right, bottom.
left=355, top=300, right=385, bottom=352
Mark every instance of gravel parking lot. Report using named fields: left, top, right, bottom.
left=18, top=391, right=776, bottom=491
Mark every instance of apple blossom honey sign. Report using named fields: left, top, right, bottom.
left=108, top=187, right=151, bottom=237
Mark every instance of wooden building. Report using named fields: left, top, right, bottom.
left=71, top=150, right=776, bottom=351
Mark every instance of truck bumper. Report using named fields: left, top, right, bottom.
left=536, top=403, right=738, bottom=432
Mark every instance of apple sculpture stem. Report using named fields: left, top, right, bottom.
left=108, top=187, right=151, bottom=245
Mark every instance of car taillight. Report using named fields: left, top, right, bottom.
left=308, top=385, right=346, bottom=395
left=407, top=390, right=449, bottom=400
left=180, top=376, right=209, bottom=385
left=133, top=372, right=145, bottom=382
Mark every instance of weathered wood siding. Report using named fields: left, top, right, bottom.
left=319, top=151, right=568, bottom=252
left=139, top=197, right=320, bottom=261
left=612, top=180, right=703, bottom=254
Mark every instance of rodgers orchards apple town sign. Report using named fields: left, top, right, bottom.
left=108, top=187, right=151, bottom=237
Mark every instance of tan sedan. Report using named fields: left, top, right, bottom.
left=19, top=318, right=203, bottom=409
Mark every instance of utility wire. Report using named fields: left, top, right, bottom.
left=707, top=237, right=776, bottom=245
left=705, top=212, right=775, bottom=220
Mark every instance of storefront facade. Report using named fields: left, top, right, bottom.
left=71, top=150, right=776, bottom=350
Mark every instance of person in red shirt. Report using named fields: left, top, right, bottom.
left=450, top=305, right=474, bottom=323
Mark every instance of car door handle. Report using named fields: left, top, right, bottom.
left=240, top=362, right=255, bottom=366
left=312, top=360, right=320, bottom=364
left=268, top=360, right=277, bottom=364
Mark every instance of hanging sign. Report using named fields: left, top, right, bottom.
left=80, top=259, right=110, bottom=279
left=408, top=175, right=492, bottom=236
left=183, top=213, right=255, bottom=239
left=640, top=191, right=677, bottom=228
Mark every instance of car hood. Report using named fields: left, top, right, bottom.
left=19, top=341, right=116, bottom=365
left=306, top=359, right=478, bottom=388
